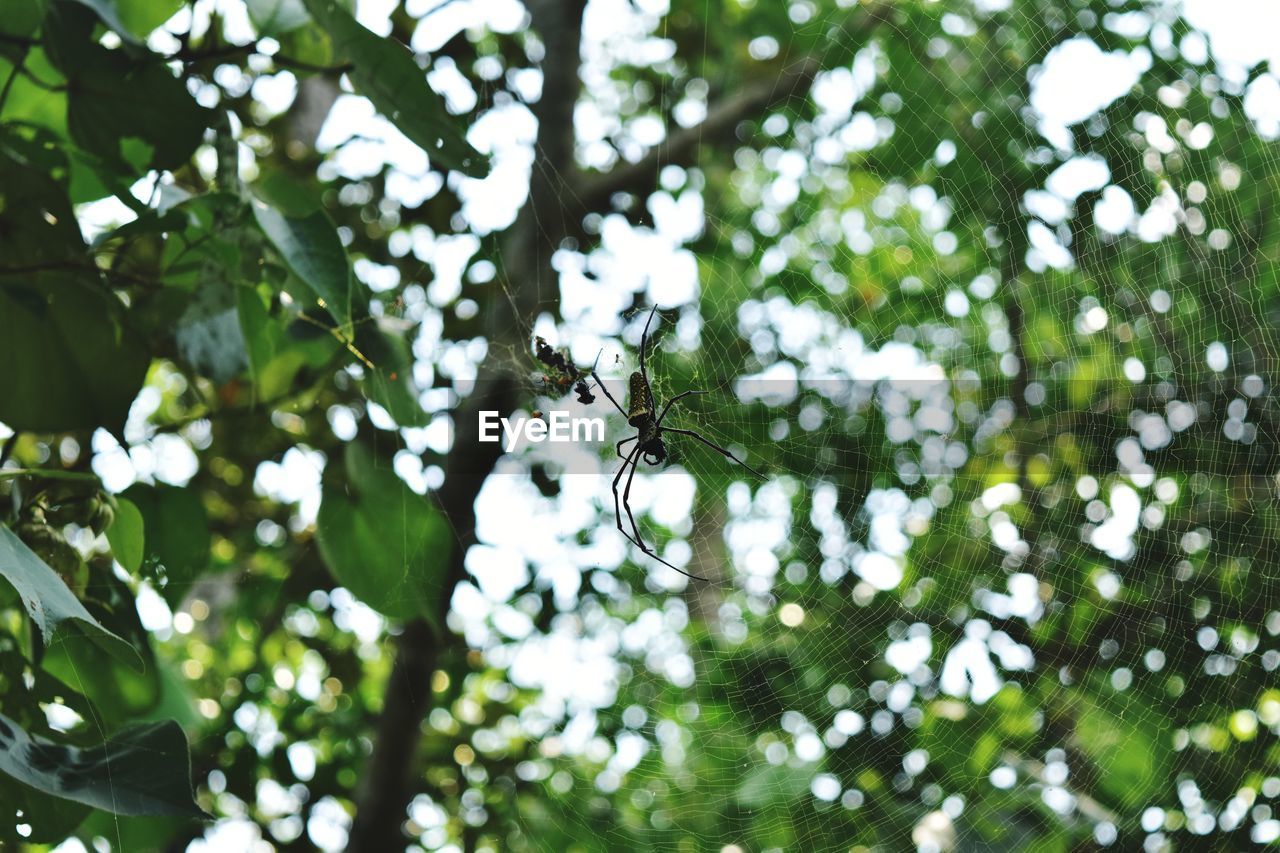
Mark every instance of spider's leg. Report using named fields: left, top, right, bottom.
left=580, top=349, right=604, bottom=390
left=638, top=305, right=657, bottom=378
left=664, top=427, right=767, bottom=479
left=612, top=443, right=641, bottom=545
left=655, top=389, right=711, bottom=426
left=621, top=449, right=647, bottom=551
left=592, top=370, right=629, bottom=418
left=611, top=445, right=711, bottom=578
left=616, top=435, right=637, bottom=459
left=610, top=448, right=667, bottom=566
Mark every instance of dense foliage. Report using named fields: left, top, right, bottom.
left=1, top=0, right=1278, bottom=850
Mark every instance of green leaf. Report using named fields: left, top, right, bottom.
left=0, top=712, right=205, bottom=818
left=251, top=189, right=354, bottom=335
left=0, top=49, right=68, bottom=130
left=236, top=282, right=339, bottom=400
left=363, top=364, right=429, bottom=427
left=276, top=19, right=335, bottom=70
left=0, top=774, right=90, bottom=843
left=0, top=526, right=142, bottom=670
left=68, top=59, right=207, bottom=173
left=155, top=193, right=243, bottom=293
left=142, top=658, right=201, bottom=730
left=174, top=281, right=249, bottom=383
left=355, top=325, right=429, bottom=426
left=73, top=811, right=195, bottom=852
left=0, top=272, right=151, bottom=433
left=121, top=484, right=210, bottom=606
left=0, top=137, right=89, bottom=261
left=106, top=497, right=145, bottom=574
left=66, top=0, right=140, bottom=40
left=0, top=0, right=46, bottom=45
left=247, top=0, right=311, bottom=36
left=67, top=0, right=183, bottom=42
left=45, top=4, right=208, bottom=173
left=1073, top=692, right=1165, bottom=809
left=0, top=145, right=150, bottom=433
left=43, top=572, right=162, bottom=724
left=90, top=208, right=187, bottom=248
left=316, top=442, right=450, bottom=623
left=301, top=0, right=486, bottom=176
left=113, top=0, right=183, bottom=36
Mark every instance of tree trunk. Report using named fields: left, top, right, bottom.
left=345, top=2, right=888, bottom=844
left=345, top=3, right=587, bottom=849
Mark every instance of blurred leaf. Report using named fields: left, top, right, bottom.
left=0, top=140, right=152, bottom=435
left=0, top=48, right=68, bottom=130
left=0, top=712, right=204, bottom=818
left=276, top=20, right=335, bottom=70
left=0, top=774, right=90, bottom=844
left=247, top=0, right=311, bottom=37
left=301, top=0, right=486, bottom=176
left=45, top=2, right=208, bottom=173
left=105, top=497, right=145, bottom=575
left=0, top=0, right=46, bottom=47
left=175, top=282, right=249, bottom=383
left=67, top=59, right=207, bottom=174
left=67, top=0, right=182, bottom=43
left=316, top=442, right=450, bottom=623
left=0, top=526, right=142, bottom=670
left=0, top=148, right=150, bottom=433
left=237, top=282, right=339, bottom=400
left=43, top=572, right=162, bottom=724
left=0, top=271, right=151, bottom=433
left=251, top=181, right=353, bottom=335
left=356, top=325, right=429, bottom=426
left=1073, top=693, right=1165, bottom=809
left=121, top=484, right=211, bottom=606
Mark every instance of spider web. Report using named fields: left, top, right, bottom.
left=443, top=2, right=1280, bottom=852
left=57, top=0, right=1280, bottom=850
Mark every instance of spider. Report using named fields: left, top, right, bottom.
left=593, top=307, right=765, bottom=581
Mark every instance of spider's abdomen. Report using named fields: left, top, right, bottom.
left=627, top=371, right=653, bottom=427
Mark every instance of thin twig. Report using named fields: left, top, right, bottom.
left=573, top=0, right=890, bottom=215
left=169, top=43, right=255, bottom=64
left=1001, top=751, right=1119, bottom=826
left=0, top=260, right=158, bottom=288
left=271, top=54, right=354, bottom=75
left=0, top=46, right=29, bottom=115
left=0, top=469, right=100, bottom=483
left=15, top=65, right=63, bottom=92
left=170, top=39, right=353, bottom=75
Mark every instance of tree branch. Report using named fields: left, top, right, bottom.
left=346, top=4, right=887, bottom=846
left=576, top=56, right=819, bottom=212
left=0, top=44, right=29, bottom=115
left=574, top=2, right=890, bottom=216
left=1001, top=751, right=1119, bottom=826
left=0, top=468, right=100, bottom=483
left=345, top=2, right=588, bottom=849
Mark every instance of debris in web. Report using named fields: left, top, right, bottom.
left=533, top=336, right=596, bottom=404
